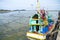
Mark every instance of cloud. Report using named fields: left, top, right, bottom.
left=40, top=0, right=60, bottom=10
left=0, top=0, right=60, bottom=10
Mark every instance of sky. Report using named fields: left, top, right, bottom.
left=0, top=0, right=60, bottom=10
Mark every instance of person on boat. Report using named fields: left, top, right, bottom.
left=37, top=9, right=49, bottom=34
left=37, top=9, right=49, bottom=26
left=29, top=14, right=39, bottom=33
left=29, top=9, right=47, bottom=33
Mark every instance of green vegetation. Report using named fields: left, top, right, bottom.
left=0, top=9, right=11, bottom=13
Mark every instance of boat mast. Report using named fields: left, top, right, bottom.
left=36, top=0, right=40, bottom=13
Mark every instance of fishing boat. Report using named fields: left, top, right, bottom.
left=26, top=0, right=60, bottom=40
